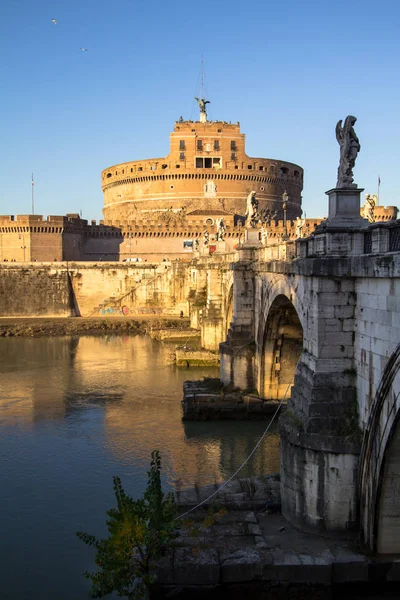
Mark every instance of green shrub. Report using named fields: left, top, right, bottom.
left=77, top=451, right=177, bottom=599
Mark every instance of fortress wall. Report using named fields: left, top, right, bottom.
left=67, top=262, right=190, bottom=317
left=0, top=265, right=73, bottom=317
left=0, top=231, right=32, bottom=262
left=82, top=235, right=121, bottom=261
left=30, top=232, right=63, bottom=262
left=0, top=263, right=191, bottom=318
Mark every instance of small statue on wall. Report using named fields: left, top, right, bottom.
left=245, top=191, right=259, bottom=228
left=364, top=194, right=376, bottom=223
left=335, top=115, right=361, bottom=188
left=203, top=230, right=210, bottom=247
left=260, top=207, right=278, bottom=226
left=193, top=237, right=200, bottom=251
left=260, top=225, right=268, bottom=245
left=295, top=217, right=305, bottom=238
left=195, top=97, right=210, bottom=121
left=215, top=218, right=226, bottom=241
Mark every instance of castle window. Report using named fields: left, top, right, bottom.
left=170, top=185, right=174, bottom=189
left=122, top=169, right=124, bottom=174
left=197, top=140, right=203, bottom=151
left=260, top=186, right=265, bottom=191
left=259, top=166, right=264, bottom=171
left=131, top=168, right=133, bottom=173
left=179, top=140, right=185, bottom=150
left=280, top=167, right=288, bottom=175
left=151, top=166, right=155, bottom=171
left=176, top=164, right=180, bottom=168
left=230, top=141, right=237, bottom=151
left=231, top=153, right=236, bottom=161
left=191, top=129, right=195, bottom=132
left=218, top=129, right=222, bottom=133
left=180, top=152, right=185, bottom=160
left=107, top=173, right=112, bottom=178
left=235, top=165, right=238, bottom=169
left=162, top=164, right=167, bottom=169
left=214, top=140, right=220, bottom=150
left=294, top=170, right=299, bottom=178
left=248, top=165, right=253, bottom=170
left=138, top=167, right=143, bottom=172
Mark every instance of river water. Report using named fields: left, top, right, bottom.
left=0, top=334, right=279, bottom=599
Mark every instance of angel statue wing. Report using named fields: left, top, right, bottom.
left=335, top=120, right=343, bottom=145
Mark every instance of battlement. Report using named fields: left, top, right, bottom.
left=173, top=120, right=241, bottom=133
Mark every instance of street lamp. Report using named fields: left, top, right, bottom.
left=128, top=225, right=132, bottom=258
left=282, top=191, right=289, bottom=240
left=19, top=234, right=27, bottom=261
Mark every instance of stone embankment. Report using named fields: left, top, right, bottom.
left=153, top=477, right=400, bottom=597
left=182, top=379, right=284, bottom=420
left=0, top=316, right=190, bottom=338
left=176, top=350, right=219, bottom=367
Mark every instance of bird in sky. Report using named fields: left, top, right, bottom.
left=80, top=48, right=88, bottom=52
left=51, top=19, right=57, bottom=25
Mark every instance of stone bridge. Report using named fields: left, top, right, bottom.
left=191, top=190, right=400, bottom=554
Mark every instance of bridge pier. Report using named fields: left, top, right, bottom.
left=220, top=245, right=257, bottom=390
left=280, top=360, right=361, bottom=532
left=201, top=263, right=225, bottom=351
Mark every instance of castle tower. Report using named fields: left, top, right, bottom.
left=101, top=113, right=304, bottom=226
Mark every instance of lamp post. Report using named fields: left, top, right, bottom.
left=282, top=191, right=289, bottom=240
left=128, top=225, right=132, bottom=258
left=19, top=234, right=27, bottom=261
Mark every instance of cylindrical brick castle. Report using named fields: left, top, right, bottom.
left=101, top=119, right=304, bottom=225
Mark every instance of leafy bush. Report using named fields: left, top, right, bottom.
left=77, top=451, right=177, bottom=599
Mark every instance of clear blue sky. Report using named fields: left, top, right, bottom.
left=1, top=0, right=399, bottom=221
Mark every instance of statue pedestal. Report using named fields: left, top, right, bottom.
left=242, top=228, right=261, bottom=247
left=325, top=187, right=367, bottom=228
left=215, top=240, right=226, bottom=253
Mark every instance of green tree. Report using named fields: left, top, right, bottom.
left=77, top=451, right=177, bottom=599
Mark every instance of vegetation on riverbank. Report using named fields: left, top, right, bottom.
left=77, top=451, right=178, bottom=600
left=0, top=317, right=191, bottom=338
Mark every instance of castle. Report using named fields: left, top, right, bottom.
left=0, top=104, right=397, bottom=262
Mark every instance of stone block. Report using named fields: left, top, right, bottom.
left=386, top=560, right=400, bottom=581
left=220, top=547, right=262, bottom=582
left=174, top=547, right=220, bottom=585
left=331, top=549, right=368, bottom=583
left=243, top=511, right=258, bottom=524
left=247, top=523, right=262, bottom=536
left=266, top=550, right=332, bottom=584
left=334, top=305, right=355, bottom=319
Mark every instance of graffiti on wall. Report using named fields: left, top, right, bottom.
left=99, top=306, right=129, bottom=316
left=98, top=305, right=164, bottom=316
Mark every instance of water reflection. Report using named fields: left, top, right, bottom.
left=0, top=335, right=279, bottom=600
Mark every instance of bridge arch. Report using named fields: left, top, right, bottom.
left=256, top=276, right=304, bottom=399
left=360, top=343, right=400, bottom=552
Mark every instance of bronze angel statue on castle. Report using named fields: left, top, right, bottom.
left=335, top=115, right=361, bottom=188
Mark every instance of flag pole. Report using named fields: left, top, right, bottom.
left=31, top=173, right=35, bottom=214
left=377, top=176, right=380, bottom=206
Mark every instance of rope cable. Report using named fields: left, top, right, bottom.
left=176, top=358, right=299, bottom=520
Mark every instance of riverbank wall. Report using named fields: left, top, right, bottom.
left=0, top=262, right=190, bottom=318
left=153, top=477, right=400, bottom=597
